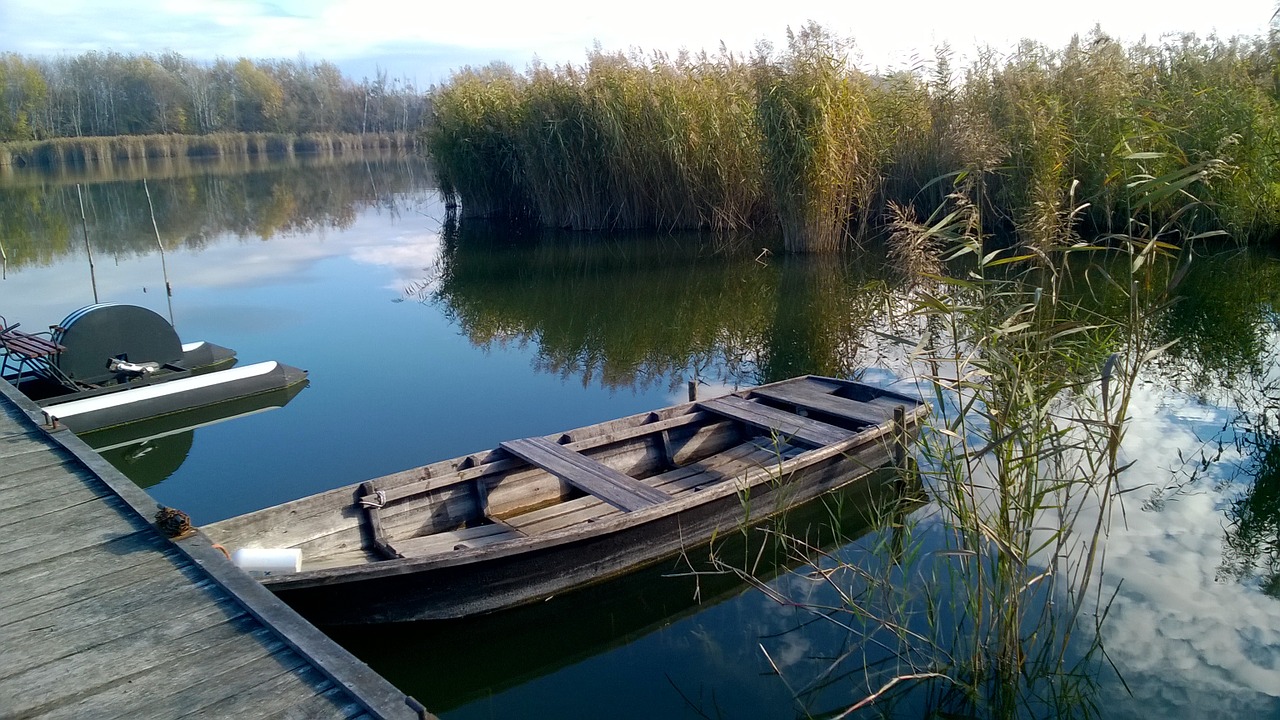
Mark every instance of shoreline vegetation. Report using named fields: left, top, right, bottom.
left=0, top=131, right=417, bottom=172
left=0, top=52, right=428, bottom=142
left=0, top=50, right=428, bottom=173
left=425, top=21, right=1280, bottom=252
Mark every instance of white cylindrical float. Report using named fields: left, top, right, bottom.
left=231, top=547, right=302, bottom=576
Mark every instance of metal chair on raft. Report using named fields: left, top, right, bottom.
left=0, top=314, right=73, bottom=390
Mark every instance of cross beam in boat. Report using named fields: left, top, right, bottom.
left=697, top=394, right=854, bottom=447
left=499, top=436, right=670, bottom=512
left=749, top=380, right=896, bottom=426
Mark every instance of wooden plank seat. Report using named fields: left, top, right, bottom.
left=358, top=418, right=710, bottom=559
left=376, top=440, right=791, bottom=558
left=749, top=378, right=900, bottom=426
left=360, top=428, right=799, bottom=562
left=504, top=438, right=801, bottom=536
left=360, top=411, right=718, bottom=510
left=500, top=436, right=670, bottom=512
left=697, top=394, right=855, bottom=447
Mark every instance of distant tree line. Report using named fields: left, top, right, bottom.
left=0, top=51, right=430, bottom=142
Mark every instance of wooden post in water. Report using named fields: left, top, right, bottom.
left=688, top=379, right=697, bottom=402
left=892, top=405, right=906, bottom=469
left=76, top=184, right=98, bottom=304
left=890, top=403, right=910, bottom=566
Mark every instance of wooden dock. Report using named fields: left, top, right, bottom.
left=0, top=380, right=428, bottom=720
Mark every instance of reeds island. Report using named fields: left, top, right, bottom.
left=425, top=21, right=1280, bottom=252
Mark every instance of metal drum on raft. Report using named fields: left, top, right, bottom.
left=51, top=303, right=184, bottom=385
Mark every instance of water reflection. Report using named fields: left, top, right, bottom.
left=1223, top=433, right=1280, bottom=597
left=1154, top=248, right=1280, bottom=399
left=428, top=218, right=906, bottom=392
left=328, top=470, right=920, bottom=715
left=0, top=150, right=430, bottom=271
left=81, top=382, right=309, bottom=487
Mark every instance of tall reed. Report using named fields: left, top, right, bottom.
left=708, top=156, right=1206, bottom=715
left=753, top=23, right=874, bottom=252
left=424, top=22, right=1280, bottom=252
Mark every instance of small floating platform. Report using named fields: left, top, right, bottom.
left=206, top=375, right=928, bottom=624
left=41, top=360, right=308, bottom=433
left=2, top=304, right=307, bottom=433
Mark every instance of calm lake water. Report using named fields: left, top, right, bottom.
left=2, top=153, right=1278, bottom=718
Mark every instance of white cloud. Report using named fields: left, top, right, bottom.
left=3, top=0, right=1274, bottom=79
left=1083, top=384, right=1280, bottom=715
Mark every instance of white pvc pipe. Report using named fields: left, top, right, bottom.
left=231, top=547, right=302, bottom=575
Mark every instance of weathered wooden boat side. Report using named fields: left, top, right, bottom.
left=205, top=375, right=928, bottom=624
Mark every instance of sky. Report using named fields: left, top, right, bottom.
left=1, top=0, right=1277, bottom=84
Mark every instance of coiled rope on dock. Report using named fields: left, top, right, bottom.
left=155, top=505, right=193, bottom=538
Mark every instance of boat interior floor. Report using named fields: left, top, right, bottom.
left=284, top=378, right=917, bottom=575
left=383, top=436, right=804, bottom=561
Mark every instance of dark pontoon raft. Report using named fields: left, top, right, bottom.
left=1, top=303, right=307, bottom=433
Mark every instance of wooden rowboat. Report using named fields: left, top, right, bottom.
left=204, top=375, right=928, bottom=624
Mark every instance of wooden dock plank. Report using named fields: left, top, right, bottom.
left=0, top=481, right=109, bottom=529
left=165, top=661, right=341, bottom=720
left=0, top=430, right=47, bottom=459
left=750, top=380, right=896, bottom=426
left=0, top=532, right=169, bottom=612
left=0, top=381, right=423, bottom=719
left=106, top=647, right=313, bottom=720
left=0, top=449, right=69, bottom=485
left=0, top=495, right=146, bottom=573
left=0, top=560, right=233, bottom=664
left=1, top=617, right=277, bottom=718
left=501, top=436, right=669, bottom=511
left=32, top=638, right=299, bottom=720
left=697, top=394, right=854, bottom=447
left=1, top=592, right=241, bottom=681
left=264, top=686, right=370, bottom=720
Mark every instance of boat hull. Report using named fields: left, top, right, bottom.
left=206, top=374, right=927, bottom=625
left=271, top=436, right=898, bottom=624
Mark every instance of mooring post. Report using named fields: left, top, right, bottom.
left=688, top=379, right=697, bottom=402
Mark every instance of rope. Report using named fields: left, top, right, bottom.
left=155, top=506, right=193, bottom=538
left=359, top=489, right=386, bottom=509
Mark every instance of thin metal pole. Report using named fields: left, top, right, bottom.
left=143, top=178, right=176, bottom=327
left=76, top=184, right=98, bottom=303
